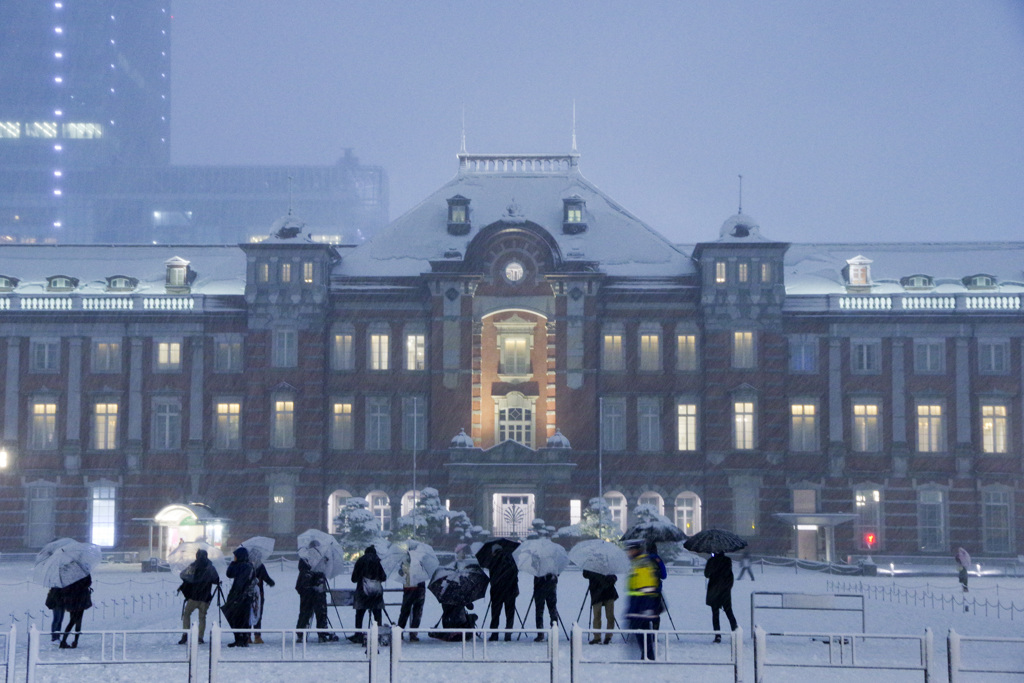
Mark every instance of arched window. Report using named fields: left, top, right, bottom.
left=327, top=489, right=352, bottom=534
left=674, top=491, right=702, bottom=536
left=367, top=490, right=392, bottom=532
left=604, top=491, right=628, bottom=533
left=637, top=491, right=665, bottom=517
left=400, top=490, right=417, bottom=517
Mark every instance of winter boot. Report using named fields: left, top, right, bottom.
left=178, top=634, right=187, bottom=645
left=488, top=633, right=499, bottom=642
left=534, top=633, right=546, bottom=642
left=296, top=633, right=304, bottom=643
left=252, top=634, right=264, bottom=644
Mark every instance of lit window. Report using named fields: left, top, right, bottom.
left=272, top=397, right=295, bottom=448
left=500, top=335, right=530, bottom=375
left=639, top=327, right=660, bottom=371
left=790, top=403, right=818, bottom=452
left=156, top=341, right=181, bottom=371
left=852, top=403, right=881, bottom=452
left=368, top=491, right=392, bottom=532
left=280, top=262, right=291, bottom=283
left=761, top=262, right=771, bottom=283
left=93, top=403, right=118, bottom=450
left=569, top=499, right=582, bottom=525
left=258, top=263, right=269, bottom=283
left=916, top=404, right=944, bottom=453
left=369, top=331, right=390, bottom=370
left=738, top=262, right=748, bottom=283
left=637, top=397, right=661, bottom=452
left=331, top=401, right=353, bottom=450
left=302, top=262, right=314, bottom=284
left=733, top=401, right=755, bottom=450
left=715, top=261, right=726, bottom=284
left=497, top=392, right=533, bottom=447
left=90, top=487, right=116, bottom=547
left=405, top=333, right=426, bottom=371
left=30, top=402, right=58, bottom=450
left=602, top=328, right=624, bottom=371
left=214, top=402, right=241, bottom=449
left=504, top=261, right=524, bottom=283
left=332, top=330, right=355, bottom=370
left=981, top=404, right=1008, bottom=454
left=603, top=492, right=628, bottom=533
left=733, top=332, right=755, bottom=368
left=676, top=334, right=697, bottom=371
left=854, top=490, right=883, bottom=550
left=677, top=402, right=697, bottom=451
left=674, top=492, right=702, bottom=535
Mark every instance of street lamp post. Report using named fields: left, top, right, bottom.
left=598, top=397, right=604, bottom=498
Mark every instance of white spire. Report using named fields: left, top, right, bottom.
left=571, top=100, right=578, bottom=153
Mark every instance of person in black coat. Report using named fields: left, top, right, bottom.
left=295, top=558, right=337, bottom=642
left=582, top=570, right=618, bottom=644
left=223, top=546, right=255, bottom=647
left=533, top=573, right=559, bottom=641
left=349, top=546, right=386, bottom=643
left=250, top=561, right=275, bottom=644
left=178, top=548, right=221, bottom=644
left=704, top=552, right=738, bottom=642
left=58, top=572, right=92, bottom=649
left=45, top=586, right=64, bottom=643
left=486, top=546, right=519, bottom=641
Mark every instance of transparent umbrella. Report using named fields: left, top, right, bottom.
left=33, top=540, right=102, bottom=588
left=166, top=540, right=226, bottom=574
left=297, top=529, right=345, bottom=579
left=568, top=539, right=631, bottom=575
left=512, top=538, right=569, bottom=577
left=240, top=536, right=275, bottom=568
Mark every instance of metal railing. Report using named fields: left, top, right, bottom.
left=570, top=624, right=743, bottom=682
left=26, top=623, right=198, bottom=683
left=947, top=628, right=1024, bottom=681
left=826, top=579, right=1024, bottom=620
left=1, top=625, right=15, bottom=683
left=753, top=625, right=934, bottom=681
left=391, top=624, right=559, bottom=683
left=209, top=622, right=379, bottom=682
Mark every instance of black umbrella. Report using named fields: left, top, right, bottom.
left=682, top=529, right=748, bottom=554
left=475, top=538, right=520, bottom=570
left=621, top=521, right=687, bottom=545
left=428, top=565, right=489, bottom=606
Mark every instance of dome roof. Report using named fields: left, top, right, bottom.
left=718, top=213, right=767, bottom=242
left=546, top=428, right=571, bottom=448
left=450, top=428, right=474, bottom=448
left=266, top=213, right=310, bottom=242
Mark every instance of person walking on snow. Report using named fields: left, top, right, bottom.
left=350, top=545, right=386, bottom=644
left=178, top=548, right=220, bottom=644
left=624, top=539, right=660, bottom=660
left=45, top=586, right=64, bottom=643
left=955, top=547, right=971, bottom=611
left=223, top=546, right=256, bottom=647
left=486, top=546, right=519, bottom=641
left=704, top=552, right=738, bottom=642
left=58, top=570, right=92, bottom=649
left=582, top=569, right=618, bottom=644
left=737, top=548, right=755, bottom=581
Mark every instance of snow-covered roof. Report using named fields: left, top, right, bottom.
left=0, top=244, right=246, bottom=296
left=338, top=153, right=695, bottom=278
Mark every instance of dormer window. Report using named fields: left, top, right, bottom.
left=447, top=195, right=470, bottom=235
left=901, top=274, right=933, bottom=290
left=105, top=275, right=137, bottom=292
left=845, top=255, right=872, bottom=289
left=562, top=196, right=587, bottom=234
left=46, top=275, right=78, bottom=292
left=165, top=256, right=191, bottom=293
left=0, top=275, right=18, bottom=292
left=964, top=274, right=996, bottom=290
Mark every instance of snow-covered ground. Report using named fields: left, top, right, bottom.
left=2, top=559, right=1023, bottom=682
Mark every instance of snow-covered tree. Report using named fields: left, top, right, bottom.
left=554, top=497, right=620, bottom=541
left=332, top=497, right=386, bottom=557
left=526, top=517, right=555, bottom=539
left=392, top=487, right=486, bottom=544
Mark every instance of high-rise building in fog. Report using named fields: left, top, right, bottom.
left=0, top=1, right=387, bottom=244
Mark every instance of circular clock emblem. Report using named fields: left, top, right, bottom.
left=504, top=261, right=525, bottom=283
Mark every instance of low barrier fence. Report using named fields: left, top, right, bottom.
left=826, top=579, right=1024, bottom=620
left=569, top=625, right=743, bottom=682
left=753, top=625, right=933, bottom=681
left=25, top=623, right=198, bottom=683
left=947, top=628, right=1024, bottom=682
left=1, top=626, right=15, bottom=683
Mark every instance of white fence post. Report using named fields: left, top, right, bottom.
left=5, top=624, right=16, bottom=683
left=187, top=621, right=198, bottom=683
left=570, top=623, right=582, bottom=683
left=368, top=620, right=378, bottom=683
left=209, top=622, right=221, bottom=683
left=550, top=623, right=559, bottom=683
left=733, top=626, right=744, bottom=682
left=947, top=628, right=960, bottom=683
left=26, top=625, right=39, bottom=683
left=753, top=625, right=765, bottom=683
left=923, top=627, right=934, bottom=683
left=391, top=624, right=402, bottom=682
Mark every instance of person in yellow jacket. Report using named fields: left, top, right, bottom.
left=624, top=540, right=661, bottom=660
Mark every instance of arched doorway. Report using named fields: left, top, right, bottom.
left=148, top=503, right=227, bottom=560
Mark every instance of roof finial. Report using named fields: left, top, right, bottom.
left=571, top=99, right=578, bottom=153
left=287, top=174, right=294, bottom=216
left=737, top=174, right=743, bottom=214
left=460, top=104, right=466, bottom=154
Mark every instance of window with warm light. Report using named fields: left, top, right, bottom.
left=280, top=262, right=292, bottom=283
left=214, top=402, right=241, bottom=449
left=852, top=403, right=881, bottom=452
left=405, top=333, right=426, bottom=371
left=331, top=400, right=353, bottom=450
left=733, top=332, right=755, bottom=368
left=677, top=402, right=697, bottom=451
left=715, top=261, right=727, bottom=284
left=332, top=330, right=355, bottom=370
left=602, top=328, right=624, bottom=371
left=302, top=262, right=314, bottom=284
left=916, top=403, right=945, bottom=453
left=93, top=403, right=118, bottom=450
left=90, top=486, right=116, bottom=547
left=30, top=402, right=57, bottom=450
left=734, top=401, right=755, bottom=450
left=272, top=397, right=295, bottom=449
left=982, top=404, right=1008, bottom=454
left=676, top=334, right=697, bottom=371
left=156, top=341, right=181, bottom=371
left=369, top=330, right=390, bottom=371
left=790, top=403, right=818, bottom=452
left=639, top=327, right=661, bottom=372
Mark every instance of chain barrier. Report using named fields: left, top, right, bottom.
left=826, top=579, right=1024, bottom=620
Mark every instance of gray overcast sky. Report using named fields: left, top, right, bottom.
left=169, top=1, right=1024, bottom=245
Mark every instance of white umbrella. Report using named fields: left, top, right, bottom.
left=568, top=539, right=631, bottom=575
left=166, top=540, right=226, bottom=574
left=373, top=540, right=403, bottom=577
left=512, top=537, right=570, bottom=577
left=240, top=536, right=275, bottom=568
left=33, top=541, right=102, bottom=588
left=34, top=538, right=77, bottom=567
left=407, top=541, right=440, bottom=585
left=297, top=529, right=345, bottom=579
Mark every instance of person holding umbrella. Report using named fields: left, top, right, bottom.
left=350, top=545, right=386, bottom=644
left=485, top=545, right=519, bottom=641
left=45, top=587, right=64, bottom=643
left=250, top=560, right=275, bottom=644
left=582, top=569, right=617, bottom=644
left=624, top=539, right=659, bottom=660
left=177, top=548, right=220, bottom=645
left=295, top=556, right=337, bottom=642
left=532, top=572, right=559, bottom=642
left=397, top=558, right=425, bottom=641
left=704, top=552, right=738, bottom=642
left=955, top=547, right=971, bottom=611
left=223, top=546, right=256, bottom=647
left=58, top=568, right=92, bottom=649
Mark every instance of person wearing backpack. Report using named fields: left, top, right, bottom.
left=177, top=548, right=221, bottom=644
left=349, top=545, right=386, bottom=644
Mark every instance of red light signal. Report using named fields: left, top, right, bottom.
left=864, top=532, right=876, bottom=549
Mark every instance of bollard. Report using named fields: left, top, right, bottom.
left=209, top=623, right=221, bottom=682
left=187, top=622, right=198, bottom=683
left=549, top=623, right=559, bottom=683
left=753, top=625, right=765, bottom=683
left=570, top=623, right=582, bottom=683
left=733, top=626, right=744, bottom=682
left=368, top=621, right=378, bottom=683
left=26, top=625, right=39, bottom=683
left=390, top=625, right=402, bottom=682
left=5, top=623, right=16, bottom=683
left=923, top=627, right=934, bottom=683
left=947, top=628, right=960, bottom=683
